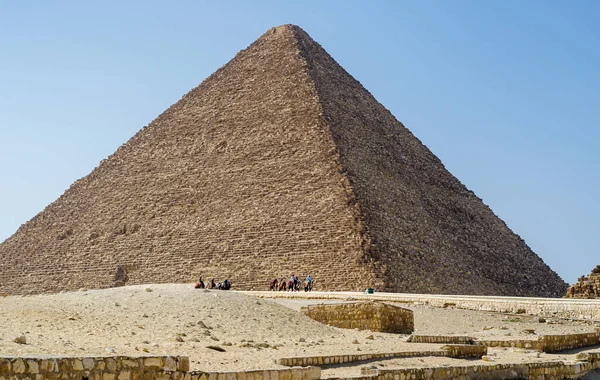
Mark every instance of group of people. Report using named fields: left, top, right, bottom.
left=195, top=276, right=231, bottom=290
left=269, top=273, right=313, bottom=292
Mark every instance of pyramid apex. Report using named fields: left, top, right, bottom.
left=267, top=24, right=305, bottom=34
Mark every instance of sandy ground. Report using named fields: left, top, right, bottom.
left=1, top=284, right=599, bottom=374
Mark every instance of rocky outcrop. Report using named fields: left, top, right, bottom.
left=566, top=265, right=600, bottom=298
left=0, top=25, right=567, bottom=297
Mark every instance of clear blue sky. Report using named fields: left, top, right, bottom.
left=1, top=1, right=598, bottom=285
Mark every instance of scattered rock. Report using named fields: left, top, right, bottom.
left=142, top=348, right=149, bottom=353
left=523, top=329, right=536, bottom=334
left=207, top=345, right=226, bottom=352
left=482, top=356, right=495, bottom=362
left=197, top=321, right=208, bottom=329
left=538, top=317, right=546, bottom=323
left=175, top=335, right=184, bottom=342
left=13, top=335, right=26, bottom=345
left=366, top=335, right=374, bottom=340
left=482, top=326, right=493, bottom=331
left=298, top=338, right=305, bottom=342
left=352, top=339, right=359, bottom=344
left=222, top=342, right=233, bottom=346
left=145, top=288, right=153, bottom=292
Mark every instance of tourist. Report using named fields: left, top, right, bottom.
left=195, top=276, right=205, bottom=289
left=305, top=274, right=313, bottom=291
left=209, top=278, right=216, bottom=289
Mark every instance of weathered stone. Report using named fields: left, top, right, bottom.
left=0, top=24, right=566, bottom=298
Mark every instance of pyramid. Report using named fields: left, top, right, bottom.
left=0, top=25, right=567, bottom=296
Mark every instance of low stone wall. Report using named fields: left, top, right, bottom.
left=190, top=367, right=321, bottom=380
left=279, top=346, right=486, bottom=367
left=0, top=355, right=189, bottom=379
left=475, top=338, right=543, bottom=351
left=439, top=345, right=486, bottom=359
left=0, top=355, right=318, bottom=380
left=279, top=351, right=443, bottom=367
left=407, top=335, right=474, bottom=344
left=300, top=302, right=413, bottom=334
left=245, top=291, right=600, bottom=320
left=541, top=332, right=600, bottom=352
left=362, top=360, right=600, bottom=380
left=476, top=331, right=600, bottom=353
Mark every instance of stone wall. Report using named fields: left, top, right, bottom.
left=0, top=355, right=189, bottom=380
left=476, top=331, right=600, bottom=353
left=249, top=290, right=600, bottom=320
left=300, top=302, right=414, bottom=334
left=361, top=360, right=600, bottom=380
left=566, top=266, right=600, bottom=298
left=279, top=346, right=486, bottom=367
left=190, top=367, right=321, bottom=380
left=0, top=355, right=320, bottom=380
left=407, top=335, right=474, bottom=345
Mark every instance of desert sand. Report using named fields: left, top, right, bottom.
left=1, top=284, right=599, bottom=376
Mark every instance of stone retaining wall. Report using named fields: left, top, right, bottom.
left=362, top=360, right=600, bottom=380
left=0, top=355, right=189, bottom=380
left=300, top=302, right=413, bottom=334
left=407, top=335, right=474, bottom=344
left=439, top=345, right=486, bottom=359
left=190, top=367, right=321, bottom=380
left=0, top=355, right=319, bottom=380
left=246, top=291, right=600, bottom=320
left=279, top=345, right=487, bottom=367
left=476, top=331, right=600, bottom=353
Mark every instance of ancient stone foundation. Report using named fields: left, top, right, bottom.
left=300, top=302, right=414, bottom=334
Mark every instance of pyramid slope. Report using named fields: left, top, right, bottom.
left=0, top=25, right=566, bottom=297
left=0, top=25, right=375, bottom=294
left=293, top=26, right=566, bottom=297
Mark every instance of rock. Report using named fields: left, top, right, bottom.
left=482, top=356, right=495, bottom=362
left=207, top=345, right=226, bottom=352
left=366, top=335, right=374, bottom=340
left=523, top=329, right=536, bottom=334
left=175, top=335, right=184, bottom=342
left=482, top=326, right=493, bottom=331
left=197, top=321, right=208, bottom=329
left=105, top=347, right=116, bottom=353
left=538, top=317, right=546, bottom=323
left=13, top=335, right=26, bottom=344
left=298, top=337, right=305, bottom=342
left=222, top=342, right=233, bottom=346
left=145, top=288, right=153, bottom=292
left=352, top=339, right=359, bottom=344
left=142, top=348, right=149, bottom=353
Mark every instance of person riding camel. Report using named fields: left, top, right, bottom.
left=305, top=274, right=313, bottom=291
left=291, top=274, right=296, bottom=291
left=195, top=276, right=205, bottom=289
left=223, top=279, right=231, bottom=290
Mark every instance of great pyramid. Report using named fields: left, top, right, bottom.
left=0, top=25, right=567, bottom=296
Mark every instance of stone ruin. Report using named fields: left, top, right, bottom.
left=0, top=24, right=567, bottom=297
left=565, top=265, right=600, bottom=298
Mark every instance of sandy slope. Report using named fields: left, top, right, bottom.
left=0, top=284, right=598, bottom=372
